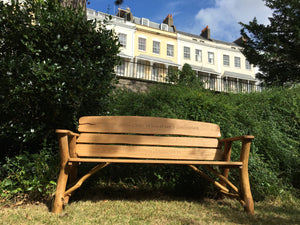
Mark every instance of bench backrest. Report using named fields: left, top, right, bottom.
left=76, top=116, right=223, bottom=161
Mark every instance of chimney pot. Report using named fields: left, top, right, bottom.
left=200, top=25, right=210, bottom=39
left=163, top=14, right=173, bottom=26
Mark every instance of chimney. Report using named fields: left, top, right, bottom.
left=200, top=25, right=210, bottom=39
left=163, top=14, right=173, bottom=26
left=116, top=7, right=133, bottom=22
left=234, top=36, right=247, bottom=46
left=163, top=14, right=177, bottom=32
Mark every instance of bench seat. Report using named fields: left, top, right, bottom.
left=52, top=116, right=255, bottom=215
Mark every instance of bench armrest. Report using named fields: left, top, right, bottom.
left=219, top=135, right=254, bottom=165
left=56, top=129, right=79, bottom=166
left=56, top=129, right=80, bottom=137
left=219, top=135, right=254, bottom=143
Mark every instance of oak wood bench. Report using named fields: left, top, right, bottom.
left=52, top=116, right=254, bottom=214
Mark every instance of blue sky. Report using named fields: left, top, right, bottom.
left=87, top=0, right=272, bottom=43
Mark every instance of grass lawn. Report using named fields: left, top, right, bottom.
left=1, top=188, right=299, bottom=225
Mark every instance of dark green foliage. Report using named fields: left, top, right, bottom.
left=0, top=0, right=120, bottom=157
left=239, top=0, right=300, bottom=86
left=0, top=143, right=58, bottom=200
left=166, top=66, right=180, bottom=84
left=166, top=63, right=203, bottom=88
left=109, top=85, right=300, bottom=200
left=179, top=63, right=196, bottom=84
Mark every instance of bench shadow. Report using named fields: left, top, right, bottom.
left=69, top=185, right=204, bottom=203
left=66, top=185, right=300, bottom=225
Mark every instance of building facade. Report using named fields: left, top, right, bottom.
left=133, top=13, right=179, bottom=82
left=87, top=8, right=259, bottom=92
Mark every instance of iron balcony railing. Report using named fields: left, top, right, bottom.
left=116, top=60, right=263, bottom=93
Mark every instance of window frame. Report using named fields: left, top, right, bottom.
left=223, top=54, right=230, bottom=66
left=234, top=56, right=241, bottom=68
left=245, top=60, right=251, bottom=70
left=138, top=37, right=146, bottom=51
left=167, top=44, right=174, bottom=57
left=208, top=51, right=214, bottom=64
left=195, top=49, right=202, bottom=62
left=184, top=46, right=191, bottom=59
left=118, top=33, right=127, bottom=48
left=152, top=41, right=160, bottom=54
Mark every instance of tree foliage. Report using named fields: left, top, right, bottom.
left=167, top=63, right=202, bottom=88
left=0, top=0, right=120, bottom=157
left=239, top=0, right=300, bottom=86
left=59, top=0, right=86, bottom=10
left=60, top=0, right=124, bottom=10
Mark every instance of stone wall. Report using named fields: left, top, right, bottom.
left=117, top=77, right=160, bottom=92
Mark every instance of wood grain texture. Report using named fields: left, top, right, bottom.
left=75, top=144, right=223, bottom=160
left=78, top=116, right=221, bottom=137
left=68, top=157, right=243, bottom=166
left=53, top=116, right=254, bottom=214
left=77, top=133, right=219, bottom=148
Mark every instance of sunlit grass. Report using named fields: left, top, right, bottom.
left=1, top=194, right=299, bottom=225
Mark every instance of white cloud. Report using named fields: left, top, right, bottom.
left=151, top=0, right=185, bottom=22
left=193, top=0, right=273, bottom=42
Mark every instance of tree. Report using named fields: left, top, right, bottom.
left=59, top=0, right=87, bottom=10
left=0, top=0, right=120, bottom=157
left=58, top=0, right=124, bottom=10
left=166, top=64, right=203, bottom=88
left=166, top=66, right=180, bottom=84
left=179, top=63, right=198, bottom=86
left=239, top=0, right=300, bottom=86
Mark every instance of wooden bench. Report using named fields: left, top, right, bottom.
left=52, top=116, right=254, bottom=214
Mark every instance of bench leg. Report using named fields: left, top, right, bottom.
left=63, top=162, right=78, bottom=204
left=52, top=164, right=69, bottom=214
left=220, top=141, right=232, bottom=198
left=239, top=140, right=254, bottom=214
left=239, top=165, right=254, bottom=214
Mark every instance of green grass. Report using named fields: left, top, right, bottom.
left=1, top=192, right=299, bottom=225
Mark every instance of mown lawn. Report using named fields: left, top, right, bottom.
left=1, top=192, right=299, bottom=225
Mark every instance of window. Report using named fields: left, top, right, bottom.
left=245, top=60, right=251, bottom=70
left=118, top=33, right=127, bottom=48
left=153, top=41, right=160, bottom=54
left=138, top=37, right=146, bottom=51
left=184, top=47, right=190, bottom=59
left=208, top=52, right=214, bottom=64
left=195, top=49, right=202, bottom=62
left=234, top=56, right=241, bottom=68
left=167, top=44, right=174, bottom=57
left=223, top=55, right=230, bottom=66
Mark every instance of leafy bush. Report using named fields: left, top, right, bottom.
left=0, top=143, right=58, bottom=201
left=0, top=0, right=120, bottom=158
left=108, top=85, right=300, bottom=200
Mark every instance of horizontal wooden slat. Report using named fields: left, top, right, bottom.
left=76, top=144, right=223, bottom=161
left=77, top=133, right=219, bottom=148
left=219, top=135, right=255, bottom=142
left=68, top=158, right=243, bottom=167
left=78, top=116, right=221, bottom=138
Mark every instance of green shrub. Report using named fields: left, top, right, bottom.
left=108, top=85, right=300, bottom=200
left=0, top=142, right=58, bottom=201
left=0, top=0, right=120, bottom=158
